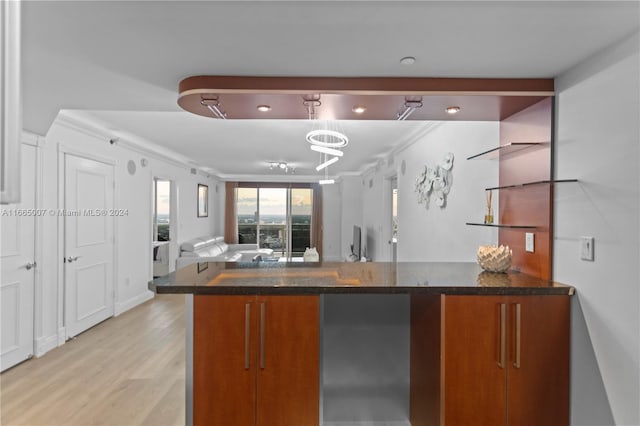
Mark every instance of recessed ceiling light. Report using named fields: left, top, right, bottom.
left=400, top=56, right=416, bottom=65
left=445, top=106, right=461, bottom=114
left=352, top=106, right=366, bottom=114
left=257, top=105, right=272, bottom=112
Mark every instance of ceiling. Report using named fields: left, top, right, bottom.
left=22, top=1, right=639, bottom=180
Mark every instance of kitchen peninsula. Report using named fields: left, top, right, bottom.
left=150, top=261, right=573, bottom=426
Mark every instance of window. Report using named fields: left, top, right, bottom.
left=237, top=187, right=258, bottom=244
left=290, top=188, right=313, bottom=257
left=235, top=185, right=315, bottom=259
left=153, top=179, right=171, bottom=241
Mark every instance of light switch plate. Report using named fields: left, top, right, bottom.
left=525, top=232, right=534, bottom=253
left=580, top=236, right=594, bottom=261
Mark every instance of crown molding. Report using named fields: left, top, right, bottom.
left=354, top=121, right=442, bottom=178
left=22, top=130, right=44, bottom=147
left=54, top=112, right=220, bottom=179
left=217, top=173, right=340, bottom=184
left=391, top=121, right=442, bottom=157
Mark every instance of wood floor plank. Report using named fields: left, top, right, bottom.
left=140, top=379, right=185, bottom=426
left=0, top=294, right=186, bottom=426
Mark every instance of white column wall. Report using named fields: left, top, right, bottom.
left=322, top=183, right=342, bottom=261
left=361, top=170, right=386, bottom=261
left=554, top=31, right=640, bottom=426
left=339, top=176, right=364, bottom=260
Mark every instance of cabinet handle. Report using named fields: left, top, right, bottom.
left=514, top=303, right=521, bottom=369
left=244, top=303, right=251, bottom=370
left=260, top=302, right=265, bottom=369
left=498, top=303, right=506, bottom=369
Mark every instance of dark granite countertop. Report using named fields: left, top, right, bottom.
left=149, top=261, right=574, bottom=296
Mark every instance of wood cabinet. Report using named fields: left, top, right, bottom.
left=410, top=294, right=570, bottom=426
left=194, top=295, right=319, bottom=426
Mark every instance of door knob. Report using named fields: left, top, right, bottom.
left=66, top=256, right=80, bottom=263
left=25, top=262, right=37, bottom=270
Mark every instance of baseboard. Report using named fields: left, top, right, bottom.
left=35, top=333, right=59, bottom=357
left=57, top=327, right=66, bottom=346
left=115, top=290, right=154, bottom=316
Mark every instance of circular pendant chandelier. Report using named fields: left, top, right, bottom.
left=306, top=129, right=349, bottom=148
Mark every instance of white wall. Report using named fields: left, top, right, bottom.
left=554, top=32, right=640, bottom=426
left=360, top=122, right=500, bottom=262
left=361, top=168, right=387, bottom=260
left=213, top=182, right=225, bottom=236
left=322, top=183, right=342, bottom=261
left=340, top=176, right=364, bottom=260
left=35, top=116, right=220, bottom=356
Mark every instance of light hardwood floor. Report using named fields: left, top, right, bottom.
left=1, top=294, right=186, bottom=426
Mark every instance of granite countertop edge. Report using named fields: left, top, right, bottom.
left=149, top=262, right=574, bottom=296
left=150, top=283, right=574, bottom=296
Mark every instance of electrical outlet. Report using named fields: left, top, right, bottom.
left=580, top=236, right=594, bottom=261
left=525, top=232, right=534, bottom=253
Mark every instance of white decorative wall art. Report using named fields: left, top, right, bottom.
left=414, top=152, right=454, bottom=208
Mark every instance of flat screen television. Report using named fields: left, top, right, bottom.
left=352, top=225, right=361, bottom=260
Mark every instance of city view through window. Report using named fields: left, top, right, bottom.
left=154, top=179, right=171, bottom=241
left=237, top=187, right=312, bottom=258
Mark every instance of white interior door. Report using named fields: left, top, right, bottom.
left=64, top=154, right=115, bottom=338
left=1, top=144, right=36, bottom=371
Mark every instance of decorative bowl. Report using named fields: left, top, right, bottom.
left=477, top=245, right=512, bottom=273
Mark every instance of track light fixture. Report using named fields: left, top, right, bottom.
left=201, top=97, right=227, bottom=119
left=268, top=161, right=294, bottom=174
left=302, top=94, right=321, bottom=120
left=397, top=96, right=423, bottom=121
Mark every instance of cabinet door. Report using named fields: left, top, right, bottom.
left=256, top=295, right=320, bottom=426
left=194, top=295, right=257, bottom=426
left=507, top=296, right=570, bottom=426
left=443, top=295, right=507, bottom=426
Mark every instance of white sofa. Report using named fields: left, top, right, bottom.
left=152, top=241, right=170, bottom=277
left=176, top=236, right=275, bottom=269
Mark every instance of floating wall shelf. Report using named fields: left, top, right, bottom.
left=484, top=179, right=578, bottom=191
left=467, top=142, right=549, bottom=160
left=466, top=222, right=537, bottom=229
